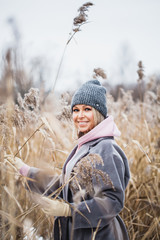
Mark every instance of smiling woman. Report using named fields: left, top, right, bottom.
left=8, top=80, right=130, bottom=240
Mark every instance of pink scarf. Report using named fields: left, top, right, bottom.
left=77, top=115, right=121, bottom=151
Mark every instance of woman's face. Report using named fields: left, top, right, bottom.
left=72, top=104, right=95, bottom=134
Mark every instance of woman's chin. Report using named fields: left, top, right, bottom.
left=79, top=128, right=91, bottom=134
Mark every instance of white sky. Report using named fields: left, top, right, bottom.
left=0, top=0, right=160, bottom=91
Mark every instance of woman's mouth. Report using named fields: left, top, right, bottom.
left=78, top=121, right=88, bottom=126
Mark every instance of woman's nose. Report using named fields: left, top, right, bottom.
left=78, top=110, right=84, bottom=117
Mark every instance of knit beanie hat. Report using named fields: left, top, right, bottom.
left=71, top=80, right=107, bottom=117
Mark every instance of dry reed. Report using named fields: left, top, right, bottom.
left=0, top=73, right=159, bottom=239
left=0, top=4, right=159, bottom=238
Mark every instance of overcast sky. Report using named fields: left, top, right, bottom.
left=0, top=0, right=160, bottom=91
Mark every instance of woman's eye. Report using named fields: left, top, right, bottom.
left=73, top=109, right=79, bottom=112
left=85, top=108, right=91, bottom=111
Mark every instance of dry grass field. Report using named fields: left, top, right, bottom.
left=0, top=63, right=159, bottom=239
left=0, top=2, right=160, bottom=239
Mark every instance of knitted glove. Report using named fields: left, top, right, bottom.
left=5, top=155, right=24, bottom=171
left=37, top=196, right=71, bottom=217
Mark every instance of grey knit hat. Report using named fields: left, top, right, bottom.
left=71, top=80, right=107, bottom=117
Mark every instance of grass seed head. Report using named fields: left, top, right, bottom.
left=137, top=60, right=145, bottom=81
left=73, top=2, right=93, bottom=27
left=70, top=154, right=114, bottom=196
left=93, top=68, right=107, bottom=79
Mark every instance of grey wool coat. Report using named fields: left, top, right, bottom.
left=27, top=137, right=130, bottom=240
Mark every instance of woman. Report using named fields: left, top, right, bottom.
left=10, top=80, right=130, bottom=240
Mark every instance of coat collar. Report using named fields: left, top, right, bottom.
left=62, top=137, right=113, bottom=200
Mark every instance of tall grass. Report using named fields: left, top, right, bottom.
left=0, top=2, right=160, bottom=239
left=0, top=55, right=159, bottom=239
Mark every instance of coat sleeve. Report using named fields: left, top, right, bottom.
left=71, top=139, right=130, bottom=229
left=26, top=167, right=61, bottom=196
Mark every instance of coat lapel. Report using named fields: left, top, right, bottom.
left=62, top=143, right=90, bottom=200
left=62, top=137, right=111, bottom=200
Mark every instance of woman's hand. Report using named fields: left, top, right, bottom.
left=4, top=155, right=24, bottom=170
left=34, top=195, right=71, bottom=217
